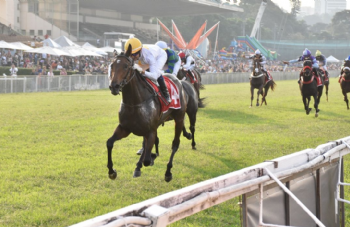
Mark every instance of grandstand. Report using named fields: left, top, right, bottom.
left=0, top=0, right=242, bottom=48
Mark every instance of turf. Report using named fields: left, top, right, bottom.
left=0, top=78, right=349, bottom=227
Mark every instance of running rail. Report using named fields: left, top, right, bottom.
left=70, top=136, right=350, bottom=227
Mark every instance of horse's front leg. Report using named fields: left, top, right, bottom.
left=165, top=119, right=183, bottom=182
left=313, top=94, right=319, bottom=117
left=302, top=96, right=310, bottom=115
left=134, top=131, right=156, bottom=178
left=106, top=125, right=130, bottom=180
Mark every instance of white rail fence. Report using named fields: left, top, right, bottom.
left=0, top=70, right=339, bottom=94
left=70, top=136, right=350, bottom=227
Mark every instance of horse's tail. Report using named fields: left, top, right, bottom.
left=198, top=97, right=206, bottom=108
left=270, top=80, right=277, bottom=91
left=194, top=69, right=205, bottom=90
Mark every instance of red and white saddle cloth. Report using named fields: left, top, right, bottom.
left=265, top=71, right=273, bottom=83
left=300, top=67, right=322, bottom=87
left=187, top=70, right=198, bottom=84
left=146, top=77, right=181, bottom=113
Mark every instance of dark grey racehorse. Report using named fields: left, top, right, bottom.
left=250, top=56, right=276, bottom=107
left=299, top=60, right=323, bottom=117
left=108, top=44, right=196, bottom=182
left=340, top=67, right=350, bottom=110
left=177, top=68, right=205, bottom=108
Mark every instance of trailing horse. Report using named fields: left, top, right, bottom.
left=107, top=45, right=197, bottom=182
left=339, top=66, right=350, bottom=109
left=319, top=66, right=329, bottom=102
left=177, top=68, right=205, bottom=108
left=249, top=56, right=276, bottom=107
left=299, top=60, right=323, bottom=117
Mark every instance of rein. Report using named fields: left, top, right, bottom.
left=115, top=55, right=136, bottom=89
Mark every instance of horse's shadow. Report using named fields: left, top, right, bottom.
left=203, top=108, right=274, bottom=125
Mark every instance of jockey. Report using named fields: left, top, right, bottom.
left=249, top=49, right=270, bottom=80
left=179, top=51, right=196, bottom=81
left=155, top=41, right=181, bottom=76
left=284, top=48, right=319, bottom=83
left=339, top=55, right=350, bottom=77
left=315, top=50, right=328, bottom=78
left=125, top=37, right=171, bottom=103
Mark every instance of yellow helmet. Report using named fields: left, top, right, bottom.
left=124, top=37, right=142, bottom=54
left=315, top=50, right=322, bottom=57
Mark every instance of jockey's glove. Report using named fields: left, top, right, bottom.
left=133, top=64, right=143, bottom=73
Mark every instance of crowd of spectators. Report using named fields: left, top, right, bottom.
left=0, top=50, right=113, bottom=76
left=197, top=58, right=342, bottom=74
left=0, top=48, right=344, bottom=77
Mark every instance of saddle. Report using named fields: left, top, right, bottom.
left=145, top=77, right=181, bottom=113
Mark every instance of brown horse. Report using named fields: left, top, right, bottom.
left=177, top=68, right=205, bottom=108
left=319, top=66, right=329, bottom=102
left=299, top=60, right=323, bottom=117
left=250, top=56, right=276, bottom=107
left=340, top=66, right=350, bottom=109
left=108, top=44, right=191, bottom=182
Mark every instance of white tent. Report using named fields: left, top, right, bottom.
left=0, top=40, right=21, bottom=49
left=82, top=42, right=107, bottom=55
left=10, top=42, right=34, bottom=50
left=60, top=46, right=102, bottom=57
left=326, top=55, right=340, bottom=63
left=99, top=46, right=119, bottom=53
left=42, top=38, right=61, bottom=48
left=25, top=46, right=71, bottom=56
left=54, top=36, right=80, bottom=47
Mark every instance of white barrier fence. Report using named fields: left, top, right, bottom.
left=0, top=74, right=110, bottom=93
left=70, top=136, right=350, bottom=227
left=0, top=70, right=339, bottom=94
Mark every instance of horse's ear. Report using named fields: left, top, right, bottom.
left=125, top=44, right=132, bottom=57
left=113, top=49, right=118, bottom=57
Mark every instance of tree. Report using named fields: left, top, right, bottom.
left=289, top=0, right=301, bottom=17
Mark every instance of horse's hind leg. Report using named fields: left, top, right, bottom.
left=106, top=125, right=130, bottom=180
left=256, top=90, right=260, bottom=106
left=261, top=86, right=270, bottom=106
left=343, top=90, right=349, bottom=110
left=165, top=119, right=183, bottom=182
left=326, top=84, right=329, bottom=102
left=182, top=125, right=192, bottom=140
left=250, top=85, right=254, bottom=107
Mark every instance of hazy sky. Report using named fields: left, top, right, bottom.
left=271, top=0, right=350, bottom=12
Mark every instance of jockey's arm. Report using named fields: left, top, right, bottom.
left=144, top=57, right=160, bottom=81
left=164, top=54, right=177, bottom=74
left=183, top=56, right=193, bottom=70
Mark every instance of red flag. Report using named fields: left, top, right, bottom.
left=172, top=20, right=186, bottom=48
left=186, top=21, right=207, bottom=50
left=158, top=19, right=186, bottom=49
left=197, top=22, right=220, bottom=49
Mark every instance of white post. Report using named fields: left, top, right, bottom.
left=157, top=18, right=159, bottom=41
left=213, top=22, right=220, bottom=58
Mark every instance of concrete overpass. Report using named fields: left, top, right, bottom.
left=79, top=0, right=243, bottom=17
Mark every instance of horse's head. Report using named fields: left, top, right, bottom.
left=302, top=60, right=313, bottom=77
left=109, top=44, right=134, bottom=95
left=252, top=56, right=262, bottom=76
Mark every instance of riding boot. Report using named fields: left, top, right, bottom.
left=157, top=76, right=172, bottom=103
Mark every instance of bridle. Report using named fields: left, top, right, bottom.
left=110, top=54, right=136, bottom=89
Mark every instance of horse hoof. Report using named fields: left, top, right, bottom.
left=165, top=174, right=173, bottom=182
left=109, top=170, right=117, bottom=180
left=192, top=146, right=196, bottom=150
left=256, top=103, right=259, bottom=106
left=315, top=112, right=318, bottom=118
left=136, top=148, right=143, bottom=155
left=133, top=170, right=141, bottom=178
left=143, top=160, right=151, bottom=166
left=186, top=133, right=192, bottom=140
